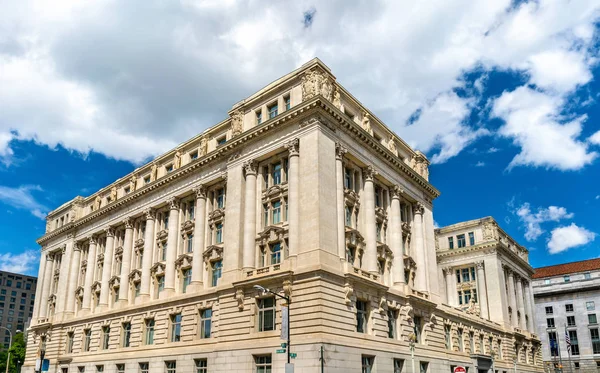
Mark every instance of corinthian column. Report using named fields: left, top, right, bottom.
left=516, top=276, right=527, bottom=330
left=412, top=203, right=427, bottom=292
left=32, top=250, right=48, bottom=322
left=242, top=160, right=258, bottom=271
left=335, top=143, right=347, bottom=260
left=98, top=228, right=115, bottom=310
left=81, top=236, right=97, bottom=313
left=363, top=165, right=378, bottom=274
left=55, top=236, right=74, bottom=316
left=443, top=266, right=454, bottom=305
left=524, top=281, right=534, bottom=332
left=190, top=186, right=207, bottom=292
left=163, top=198, right=180, bottom=297
left=390, top=186, right=405, bottom=286
left=118, top=218, right=134, bottom=305
left=286, top=139, right=300, bottom=257
left=64, top=242, right=82, bottom=315
left=140, top=209, right=155, bottom=301
left=476, top=261, right=489, bottom=320
left=506, top=268, right=518, bottom=328
left=38, top=253, right=54, bottom=321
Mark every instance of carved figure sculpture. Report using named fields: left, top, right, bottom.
left=231, top=110, right=244, bottom=136
left=199, top=137, right=208, bottom=156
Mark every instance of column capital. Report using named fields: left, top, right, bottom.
left=193, top=185, right=207, bottom=200
left=46, top=252, right=55, bottom=261
left=475, top=261, right=485, bottom=270
left=243, top=160, right=258, bottom=176
left=412, top=202, right=424, bottom=215
left=105, top=227, right=115, bottom=237
left=335, top=142, right=347, bottom=160
left=285, top=138, right=300, bottom=157
left=167, top=197, right=180, bottom=210
left=442, top=266, right=454, bottom=275
left=73, top=242, right=82, bottom=252
left=123, top=217, right=134, bottom=229
left=362, top=165, right=377, bottom=181
left=144, top=208, right=156, bottom=221
left=88, top=235, right=97, bottom=245
left=390, top=185, right=405, bottom=200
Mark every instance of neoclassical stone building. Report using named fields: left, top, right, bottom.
left=25, top=59, right=543, bottom=373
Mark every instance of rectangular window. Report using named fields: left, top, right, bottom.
left=211, top=260, right=222, bottom=287
left=145, top=319, right=155, bottom=345
left=200, top=309, right=212, bottom=339
left=387, top=309, right=397, bottom=339
left=166, top=164, right=174, bottom=173
left=544, top=279, right=550, bottom=285
left=545, top=306, right=553, bottom=314
left=268, top=103, right=278, bottom=119
left=190, top=151, right=198, bottom=160
left=102, top=326, right=110, bottom=350
left=448, top=237, right=454, bottom=249
left=270, top=243, right=281, bottom=265
left=564, top=275, right=571, bottom=282
left=456, top=269, right=461, bottom=284
left=587, top=301, right=596, bottom=311
left=158, top=276, right=165, bottom=294
left=217, top=136, right=226, bottom=145
left=444, top=324, right=452, bottom=350
left=393, top=359, right=404, bottom=373
left=591, top=328, right=600, bottom=354
left=122, top=322, right=131, bottom=347
left=457, top=234, right=466, bottom=248
left=144, top=176, right=151, bottom=185
left=567, top=315, right=576, bottom=326
left=216, top=188, right=225, bottom=209
left=215, top=223, right=223, bottom=244
left=272, top=201, right=281, bottom=224
left=165, top=361, right=176, bottom=373
left=78, top=367, right=85, bottom=373
left=170, top=314, right=182, bottom=342
left=361, top=356, right=374, bottom=373
left=116, top=365, right=124, bottom=373
left=344, top=168, right=352, bottom=189
left=419, top=362, right=429, bottom=373
left=96, top=366, right=103, bottom=373
left=66, top=332, right=74, bottom=353
left=345, top=206, right=352, bottom=227
left=139, top=363, right=149, bottom=373
left=569, top=330, right=580, bottom=355
left=547, top=318, right=555, bottom=328
left=255, top=355, right=271, bottom=373
left=256, top=111, right=262, bottom=125
left=258, top=297, right=275, bottom=332
left=566, top=304, right=574, bottom=312
left=462, top=268, right=471, bottom=283
left=414, top=316, right=422, bottom=343
left=194, top=359, right=207, bottom=373
left=589, top=314, right=598, bottom=324
left=182, top=269, right=192, bottom=293
left=548, top=332, right=558, bottom=356
left=457, top=329, right=464, bottom=352
left=584, top=272, right=592, bottom=280
left=186, top=234, right=194, bottom=253
left=356, top=300, right=368, bottom=333
left=272, top=163, right=282, bottom=185
left=468, top=231, right=475, bottom=245
left=284, top=95, right=291, bottom=111
left=83, top=329, right=91, bottom=352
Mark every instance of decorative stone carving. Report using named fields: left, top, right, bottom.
left=301, top=69, right=334, bottom=101
left=378, top=296, right=386, bottom=313
left=482, top=221, right=498, bottom=240
left=410, top=151, right=430, bottom=181
left=442, top=266, right=453, bottom=276
left=105, top=227, right=115, bottom=237
left=332, top=86, right=341, bottom=109
left=174, top=150, right=182, bottom=169
left=124, top=217, right=133, bottom=229
left=144, top=208, right=155, bottom=221
left=231, top=110, right=244, bottom=136
left=413, top=202, right=424, bottom=215
left=243, top=160, right=258, bottom=176
left=390, top=185, right=404, bottom=199
left=235, top=288, right=244, bottom=310
left=94, top=196, right=102, bottom=211
left=361, top=112, right=372, bottom=135
left=344, top=282, right=353, bottom=305
left=284, top=138, right=300, bottom=157
left=475, top=261, right=484, bottom=270
left=167, top=197, right=180, bottom=210
left=466, top=297, right=480, bottom=316
left=129, top=175, right=137, bottom=192
left=193, top=185, right=207, bottom=199
left=388, top=136, right=398, bottom=156
left=335, top=142, right=347, bottom=160
left=150, top=163, right=158, bottom=181
left=363, top=165, right=377, bottom=182
left=110, top=186, right=117, bottom=202
left=283, top=279, right=292, bottom=302
left=199, top=137, right=208, bottom=156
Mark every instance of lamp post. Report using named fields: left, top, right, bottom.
left=408, top=333, right=416, bottom=373
left=253, top=285, right=291, bottom=365
left=1, top=327, right=21, bottom=373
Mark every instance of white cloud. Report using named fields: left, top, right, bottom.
left=0, top=250, right=39, bottom=274
left=487, top=147, right=500, bottom=153
left=590, top=130, right=600, bottom=145
left=0, top=185, right=47, bottom=219
left=547, top=223, right=596, bottom=254
left=0, top=0, right=599, bottom=168
left=475, top=161, right=485, bottom=167
left=515, top=202, right=574, bottom=241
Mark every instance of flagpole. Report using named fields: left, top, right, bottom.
left=556, top=330, right=563, bottom=373
left=565, top=325, right=573, bottom=373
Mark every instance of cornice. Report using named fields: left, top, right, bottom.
left=38, top=95, right=440, bottom=245
left=437, top=241, right=534, bottom=275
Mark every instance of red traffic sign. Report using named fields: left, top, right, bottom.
left=454, top=367, right=467, bottom=373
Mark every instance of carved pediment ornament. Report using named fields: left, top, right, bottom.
left=129, top=269, right=142, bottom=282
left=175, top=253, right=193, bottom=269
left=92, top=281, right=102, bottom=293
left=114, top=246, right=124, bottom=256
left=301, top=68, right=333, bottom=101
left=203, top=245, right=223, bottom=263
left=257, top=226, right=285, bottom=246
left=345, top=228, right=364, bottom=248
left=230, top=110, right=244, bottom=136
left=156, top=229, right=168, bottom=241
left=151, top=262, right=166, bottom=276
left=109, top=275, right=120, bottom=288
left=135, top=238, right=145, bottom=249
left=208, top=208, right=225, bottom=221
left=75, top=286, right=84, bottom=298
left=181, top=220, right=195, bottom=233
left=333, top=85, right=341, bottom=109
left=482, top=221, right=498, bottom=240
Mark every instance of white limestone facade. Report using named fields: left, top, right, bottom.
left=25, top=59, right=543, bottom=373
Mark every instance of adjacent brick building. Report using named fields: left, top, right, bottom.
left=0, top=270, right=37, bottom=348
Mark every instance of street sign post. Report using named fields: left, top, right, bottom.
left=276, top=349, right=286, bottom=354
left=290, top=353, right=297, bottom=359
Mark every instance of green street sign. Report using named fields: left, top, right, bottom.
left=276, top=349, right=286, bottom=354
left=281, top=343, right=287, bottom=348
left=290, top=353, right=297, bottom=359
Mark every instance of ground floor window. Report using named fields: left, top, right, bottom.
left=255, top=355, right=272, bottom=373
left=361, top=356, right=374, bottom=373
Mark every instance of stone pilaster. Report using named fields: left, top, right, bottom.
left=64, top=242, right=82, bottom=315
left=516, top=276, right=526, bottom=330
left=524, top=280, right=534, bottom=332
left=286, top=139, right=300, bottom=258
left=55, top=236, right=74, bottom=317
left=118, top=218, right=134, bottom=305
left=140, top=209, right=155, bottom=302
left=475, top=261, right=489, bottom=320
left=32, top=250, right=48, bottom=322
left=242, top=160, right=258, bottom=272
left=506, top=268, right=518, bottom=328
left=189, top=186, right=207, bottom=292
left=412, top=202, right=427, bottom=292
left=98, top=228, right=115, bottom=310
left=390, top=185, right=405, bottom=286
left=335, top=142, right=347, bottom=260
left=443, top=266, right=454, bottom=305
left=162, top=198, right=180, bottom=298
left=81, top=236, right=97, bottom=313
left=38, top=252, right=54, bottom=321
left=362, top=165, right=378, bottom=275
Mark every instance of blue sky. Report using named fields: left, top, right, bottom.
left=1, top=0, right=600, bottom=275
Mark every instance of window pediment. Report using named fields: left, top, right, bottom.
left=134, top=238, right=145, bottom=249
left=75, top=286, right=85, bottom=298
left=180, top=220, right=195, bottom=234
left=257, top=225, right=286, bottom=246
left=377, top=243, right=393, bottom=260
left=345, top=227, right=364, bottom=247
left=109, top=275, right=120, bottom=288
left=97, top=252, right=104, bottom=264
left=262, top=183, right=288, bottom=201
left=156, top=229, right=168, bottom=241
left=344, top=188, right=360, bottom=204
left=208, top=208, right=225, bottom=222
left=80, top=259, right=87, bottom=271
left=114, top=246, right=123, bottom=256
left=203, top=245, right=223, bottom=263
left=92, top=281, right=102, bottom=292
left=129, top=269, right=142, bottom=282
left=151, top=262, right=166, bottom=276
left=175, top=253, right=193, bottom=269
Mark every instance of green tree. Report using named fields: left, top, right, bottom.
left=0, top=332, right=26, bottom=373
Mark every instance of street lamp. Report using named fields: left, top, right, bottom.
left=408, top=333, right=416, bottom=373
left=253, top=285, right=291, bottom=365
left=1, top=327, right=21, bottom=373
